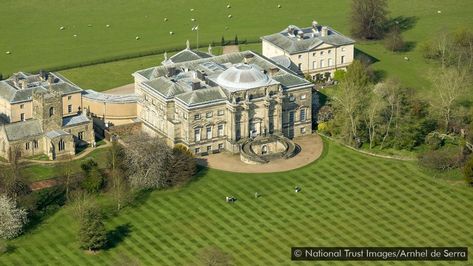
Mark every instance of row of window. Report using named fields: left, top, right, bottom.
left=288, top=109, right=307, bottom=123
left=194, top=124, right=225, bottom=141
left=297, top=47, right=347, bottom=59
left=195, top=143, right=225, bottom=154
left=297, top=56, right=345, bottom=70
left=24, top=132, right=84, bottom=151
left=289, top=94, right=307, bottom=102
left=25, top=140, right=39, bottom=150
left=194, top=110, right=225, bottom=120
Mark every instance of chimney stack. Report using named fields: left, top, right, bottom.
left=243, top=53, right=255, bottom=64
left=167, top=66, right=176, bottom=77
left=191, top=79, right=201, bottom=90
left=269, top=67, right=280, bottom=77
left=312, top=20, right=319, bottom=33
left=321, top=26, right=329, bottom=37
left=297, top=30, right=304, bottom=40
left=19, top=79, right=27, bottom=90
left=287, top=25, right=295, bottom=36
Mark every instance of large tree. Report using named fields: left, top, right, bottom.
left=428, top=68, right=468, bottom=132
left=168, top=145, right=197, bottom=187
left=124, top=134, right=173, bottom=190
left=78, top=204, right=107, bottom=251
left=123, top=134, right=197, bottom=190
left=363, top=89, right=385, bottom=149
left=107, top=141, right=128, bottom=211
left=332, top=60, right=372, bottom=146
left=0, top=194, right=28, bottom=239
left=374, top=79, right=402, bottom=149
left=350, top=0, right=388, bottom=40
left=0, top=146, right=29, bottom=200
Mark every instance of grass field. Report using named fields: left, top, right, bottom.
left=1, top=139, right=472, bottom=265
left=19, top=147, right=110, bottom=182
left=1, top=0, right=473, bottom=91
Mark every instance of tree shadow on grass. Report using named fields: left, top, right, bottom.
left=386, top=16, right=419, bottom=32
left=105, top=223, right=132, bottom=250
left=1, top=244, right=17, bottom=255
left=400, top=41, right=417, bottom=52
left=186, top=163, right=209, bottom=186
left=373, top=70, right=387, bottom=83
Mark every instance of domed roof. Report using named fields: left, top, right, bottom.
left=216, top=63, right=270, bottom=90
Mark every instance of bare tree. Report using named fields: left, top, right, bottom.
left=70, top=190, right=94, bottom=221
left=350, top=0, right=388, bottom=40
left=1, top=145, right=29, bottom=200
left=429, top=68, right=468, bottom=132
left=59, top=154, right=75, bottom=202
left=108, top=141, right=128, bottom=211
left=364, top=88, right=385, bottom=149
left=375, top=79, right=402, bottom=149
left=384, top=26, right=405, bottom=52
left=123, top=134, right=173, bottom=190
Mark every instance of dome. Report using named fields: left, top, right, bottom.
left=216, top=63, right=270, bottom=91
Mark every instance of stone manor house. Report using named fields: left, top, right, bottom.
left=0, top=20, right=353, bottom=162
left=134, top=51, right=314, bottom=157
left=0, top=72, right=94, bottom=160
left=262, top=21, right=355, bottom=80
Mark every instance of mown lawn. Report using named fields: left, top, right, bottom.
left=1, top=0, right=472, bottom=91
left=2, top=139, right=472, bottom=265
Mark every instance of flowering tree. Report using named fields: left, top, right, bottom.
left=0, top=194, right=28, bottom=239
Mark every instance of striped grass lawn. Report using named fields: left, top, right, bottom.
left=2, top=139, right=473, bottom=265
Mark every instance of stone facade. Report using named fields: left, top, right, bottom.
left=261, top=21, right=355, bottom=80
left=0, top=72, right=94, bottom=161
left=133, top=50, right=314, bottom=156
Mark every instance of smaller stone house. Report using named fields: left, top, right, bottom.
left=0, top=72, right=94, bottom=161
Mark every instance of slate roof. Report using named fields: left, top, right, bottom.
left=176, top=87, right=228, bottom=107
left=142, top=77, right=189, bottom=99
left=45, top=129, right=70, bottom=139
left=0, top=72, right=83, bottom=103
left=270, top=55, right=303, bottom=75
left=62, top=113, right=90, bottom=127
left=261, top=25, right=355, bottom=54
left=164, top=49, right=213, bottom=65
left=2, top=120, right=43, bottom=141
left=135, top=51, right=311, bottom=89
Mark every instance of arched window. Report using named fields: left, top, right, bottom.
left=49, top=107, right=54, bottom=117
left=58, top=139, right=65, bottom=151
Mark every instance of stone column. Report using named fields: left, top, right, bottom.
left=242, top=102, right=250, bottom=138
left=263, top=97, right=271, bottom=135
left=274, top=95, right=284, bottom=134
left=228, top=105, right=237, bottom=141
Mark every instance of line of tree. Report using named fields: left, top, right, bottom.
left=318, top=60, right=472, bottom=152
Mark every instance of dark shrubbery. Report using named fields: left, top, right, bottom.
left=80, top=160, right=104, bottom=193
left=419, top=146, right=465, bottom=170
left=78, top=204, right=107, bottom=251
